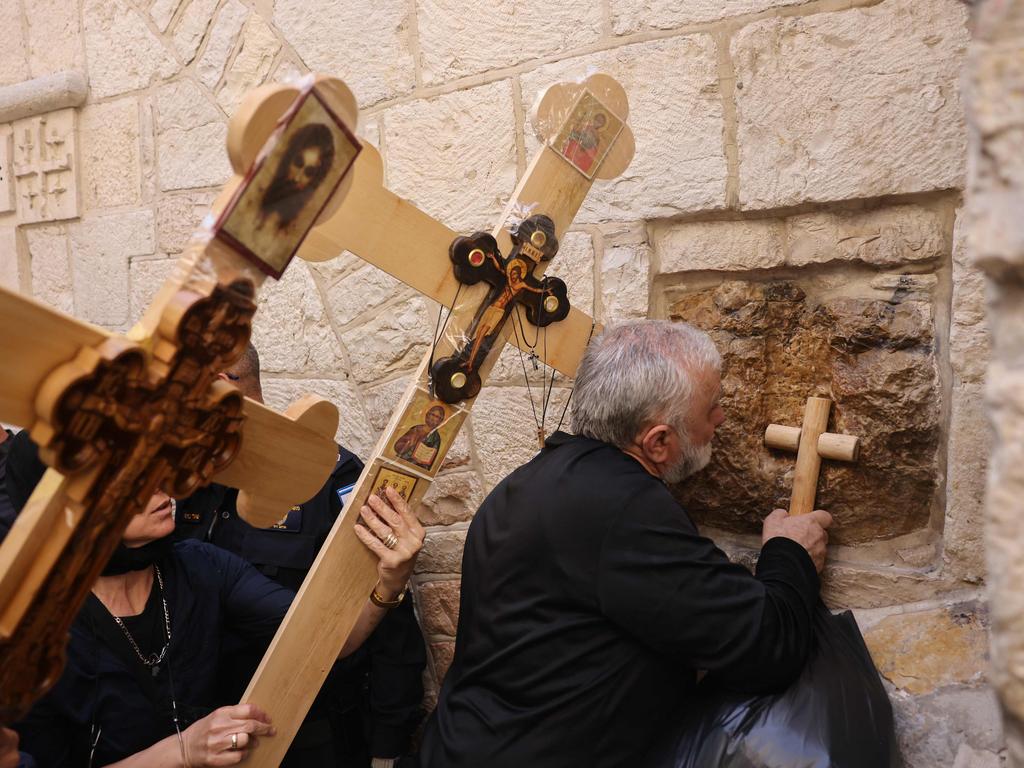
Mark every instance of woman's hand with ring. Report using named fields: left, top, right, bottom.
left=181, top=703, right=275, bottom=766
left=354, top=486, right=426, bottom=597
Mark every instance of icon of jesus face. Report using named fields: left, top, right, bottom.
left=260, top=122, right=336, bottom=230
left=288, top=147, right=325, bottom=192
left=425, top=405, right=446, bottom=429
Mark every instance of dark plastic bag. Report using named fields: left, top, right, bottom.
left=651, top=606, right=899, bottom=768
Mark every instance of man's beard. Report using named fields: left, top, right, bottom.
left=663, top=439, right=713, bottom=484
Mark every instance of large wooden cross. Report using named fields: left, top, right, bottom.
left=0, top=75, right=364, bottom=723
left=241, top=73, right=635, bottom=765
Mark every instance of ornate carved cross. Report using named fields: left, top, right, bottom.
left=431, top=213, right=570, bottom=403
left=0, top=75, right=363, bottom=723
left=240, top=73, right=635, bottom=766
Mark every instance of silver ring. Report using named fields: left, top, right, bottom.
left=230, top=733, right=239, bottom=750
left=383, top=532, right=398, bottom=550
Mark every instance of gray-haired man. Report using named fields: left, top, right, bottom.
left=417, top=320, right=831, bottom=768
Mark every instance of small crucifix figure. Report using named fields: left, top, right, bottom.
left=431, top=214, right=569, bottom=403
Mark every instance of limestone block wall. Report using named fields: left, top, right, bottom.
left=0, top=0, right=1000, bottom=763
left=966, top=0, right=1024, bottom=764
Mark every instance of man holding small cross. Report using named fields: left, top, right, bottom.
left=417, top=320, right=832, bottom=768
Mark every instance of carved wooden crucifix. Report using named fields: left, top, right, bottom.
left=240, top=73, right=635, bottom=765
left=0, top=75, right=363, bottom=723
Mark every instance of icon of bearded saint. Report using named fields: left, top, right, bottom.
left=258, top=122, right=336, bottom=231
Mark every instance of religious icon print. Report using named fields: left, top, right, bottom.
left=383, top=388, right=466, bottom=476
left=215, top=87, right=361, bottom=278
left=552, top=90, right=624, bottom=179
left=370, top=466, right=419, bottom=502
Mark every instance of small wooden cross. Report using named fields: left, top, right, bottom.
left=0, top=76, right=362, bottom=722
left=764, top=396, right=861, bottom=516
left=241, top=73, right=635, bottom=766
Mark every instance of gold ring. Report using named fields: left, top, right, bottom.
left=383, top=532, right=398, bottom=549
left=230, top=733, right=239, bottom=750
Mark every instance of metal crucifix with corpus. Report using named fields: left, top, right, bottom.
left=0, top=75, right=365, bottom=723
left=240, top=73, right=635, bottom=765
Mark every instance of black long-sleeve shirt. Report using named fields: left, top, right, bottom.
left=15, top=541, right=292, bottom=766
left=418, top=431, right=819, bottom=768
left=173, top=449, right=426, bottom=759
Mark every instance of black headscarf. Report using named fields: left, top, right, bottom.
left=4, top=430, right=173, bottom=575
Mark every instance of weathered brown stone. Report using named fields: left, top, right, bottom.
left=417, top=528, right=467, bottom=575
left=429, top=640, right=456, bottom=684
left=420, top=471, right=484, bottom=527
left=417, top=579, right=461, bottom=637
left=669, top=276, right=941, bottom=543
left=864, top=603, right=990, bottom=695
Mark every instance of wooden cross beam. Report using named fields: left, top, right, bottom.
left=764, top=396, right=861, bottom=516
left=0, top=75, right=364, bottom=723
left=241, top=73, right=635, bottom=765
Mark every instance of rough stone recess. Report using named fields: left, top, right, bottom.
left=669, top=276, right=941, bottom=544
left=416, top=0, right=602, bottom=85
left=732, top=0, right=969, bottom=209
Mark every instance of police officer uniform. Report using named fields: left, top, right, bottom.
left=175, top=447, right=426, bottom=767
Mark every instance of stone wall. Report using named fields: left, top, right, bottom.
left=966, top=1, right=1024, bottom=765
left=0, top=0, right=1001, bottom=763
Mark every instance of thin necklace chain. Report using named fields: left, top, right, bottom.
left=111, top=565, right=171, bottom=668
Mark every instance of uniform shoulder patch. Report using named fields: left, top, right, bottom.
left=336, top=483, right=356, bottom=509
left=269, top=505, right=303, bottom=532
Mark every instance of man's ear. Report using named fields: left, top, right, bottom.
left=638, top=424, right=674, bottom=465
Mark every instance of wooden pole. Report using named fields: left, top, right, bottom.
left=788, top=397, right=832, bottom=516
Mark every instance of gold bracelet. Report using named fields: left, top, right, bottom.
left=370, top=583, right=405, bottom=609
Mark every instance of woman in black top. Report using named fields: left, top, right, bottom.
left=7, top=432, right=424, bottom=767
